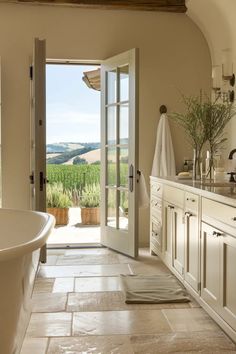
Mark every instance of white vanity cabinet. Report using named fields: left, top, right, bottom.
left=184, top=192, right=200, bottom=293
left=150, top=176, right=236, bottom=342
left=202, top=198, right=236, bottom=332
left=150, top=181, right=163, bottom=256
left=163, top=185, right=185, bottom=277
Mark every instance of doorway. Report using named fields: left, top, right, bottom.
left=45, top=62, right=101, bottom=247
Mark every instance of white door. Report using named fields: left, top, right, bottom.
left=30, top=38, right=47, bottom=261
left=100, top=49, right=139, bottom=258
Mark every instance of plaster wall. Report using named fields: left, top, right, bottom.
left=188, top=0, right=236, bottom=155
left=0, top=3, right=211, bottom=245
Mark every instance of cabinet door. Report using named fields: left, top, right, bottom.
left=220, top=233, right=236, bottom=331
left=185, top=211, right=200, bottom=292
left=172, top=206, right=185, bottom=277
left=163, top=201, right=173, bottom=267
left=201, top=222, right=221, bottom=313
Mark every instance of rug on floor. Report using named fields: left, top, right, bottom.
left=120, top=274, right=190, bottom=304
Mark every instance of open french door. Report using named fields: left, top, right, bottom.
left=100, top=49, right=139, bottom=258
left=30, top=38, right=47, bottom=262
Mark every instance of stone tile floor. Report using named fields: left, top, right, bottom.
left=20, top=248, right=236, bottom=354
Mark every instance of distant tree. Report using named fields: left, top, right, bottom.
left=91, top=160, right=101, bottom=165
left=47, top=147, right=93, bottom=164
left=73, top=156, right=88, bottom=165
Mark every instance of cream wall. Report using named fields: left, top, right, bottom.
left=0, top=3, right=211, bottom=246
left=187, top=0, right=236, bottom=155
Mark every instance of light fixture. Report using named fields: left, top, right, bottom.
left=212, top=49, right=235, bottom=103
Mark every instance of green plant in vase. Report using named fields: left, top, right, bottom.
left=170, top=93, right=208, bottom=179
left=204, top=100, right=236, bottom=179
left=170, top=93, right=236, bottom=180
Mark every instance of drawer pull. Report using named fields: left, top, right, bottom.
left=186, top=198, right=195, bottom=202
left=212, top=231, right=222, bottom=237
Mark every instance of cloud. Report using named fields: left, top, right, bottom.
left=47, top=110, right=100, bottom=125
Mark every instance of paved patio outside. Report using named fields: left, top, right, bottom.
left=47, top=207, right=100, bottom=246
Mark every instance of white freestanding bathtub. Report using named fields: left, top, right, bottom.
left=0, top=209, right=55, bottom=354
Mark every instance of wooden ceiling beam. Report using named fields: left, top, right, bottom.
left=11, top=0, right=187, bottom=13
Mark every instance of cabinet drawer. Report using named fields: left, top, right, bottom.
left=151, top=197, right=162, bottom=213
left=150, top=181, right=162, bottom=197
left=185, top=192, right=199, bottom=212
left=202, top=198, right=236, bottom=229
left=163, top=185, right=184, bottom=208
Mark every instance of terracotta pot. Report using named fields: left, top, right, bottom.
left=47, top=207, right=69, bottom=225
left=81, top=207, right=100, bottom=225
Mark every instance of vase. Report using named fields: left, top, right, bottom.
left=205, top=152, right=215, bottom=180
left=192, top=149, right=203, bottom=180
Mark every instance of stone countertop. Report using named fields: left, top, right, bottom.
left=150, top=176, right=236, bottom=207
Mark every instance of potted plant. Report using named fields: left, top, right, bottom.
left=46, top=182, right=72, bottom=225
left=80, top=183, right=100, bottom=225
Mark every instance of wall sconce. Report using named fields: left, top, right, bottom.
left=212, top=50, right=235, bottom=103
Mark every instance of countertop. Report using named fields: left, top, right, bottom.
left=150, top=176, right=236, bottom=207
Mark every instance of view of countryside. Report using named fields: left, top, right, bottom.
left=46, top=64, right=128, bottom=234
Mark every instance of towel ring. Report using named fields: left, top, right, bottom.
left=159, top=105, right=167, bottom=114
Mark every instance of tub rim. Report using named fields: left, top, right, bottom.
left=0, top=208, right=55, bottom=261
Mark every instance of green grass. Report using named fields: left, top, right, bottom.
left=47, top=164, right=101, bottom=192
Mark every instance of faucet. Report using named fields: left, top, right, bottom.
left=228, top=149, right=236, bottom=159
left=228, top=149, right=236, bottom=182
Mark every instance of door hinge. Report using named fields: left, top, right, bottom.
left=30, top=65, right=33, bottom=80
left=29, top=172, right=34, bottom=184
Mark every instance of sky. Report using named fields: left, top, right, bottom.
left=46, top=64, right=100, bottom=144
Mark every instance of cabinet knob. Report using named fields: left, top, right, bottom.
left=168, top=205, right=174, bottom=209
left=212, top=231, right=222, bottom=237
left=185, top=211, right=193, bottom=218
left=232, top=217, right=236, bottom=221
left=186, top=198, right=195, bottom=202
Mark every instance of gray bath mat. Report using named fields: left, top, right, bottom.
left=120, top=274, right=190, bottom=304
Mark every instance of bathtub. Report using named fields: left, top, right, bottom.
left=0, top=209, right=55, bottom=354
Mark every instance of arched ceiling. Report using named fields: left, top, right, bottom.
left=187, top=0, right=236, bottom=66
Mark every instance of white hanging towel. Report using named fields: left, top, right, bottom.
left=138, top=172, right=149, bottom=209
left=151, top=113, right=176, bottom=177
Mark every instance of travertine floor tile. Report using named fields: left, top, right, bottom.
left=74, top=276, right=122, bottom=292
left=64, top=248, right=112, bottom=256
left=44, top=255, right=58, bottom=265
left=27, top=312, right=72, bottom=337
left=130, top=332, right=236, bottom=353
left=73, top=310, right=171, bottom=335
left=56, top=253, right=120, bottom=265
left=20, top=337, right=48, bottom=354
left=32, top=293, right=67, bottom=312
left=162, top=308, right=220, bottom=332
left=67, top=291, right=191, bottom=312
left=47, top=335, right=133, bottom=354
left=47, top=249, right=66, bottom=256
left=53, top=278, right=74, bottom=293
left=33, top=278, right=55, bottom=294
left=38, top=264, right=131, bottom=278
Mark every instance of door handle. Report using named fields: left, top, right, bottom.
left=129, top=164, right=134, bottom=192
left=39, top=171, right=46, bottom=191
